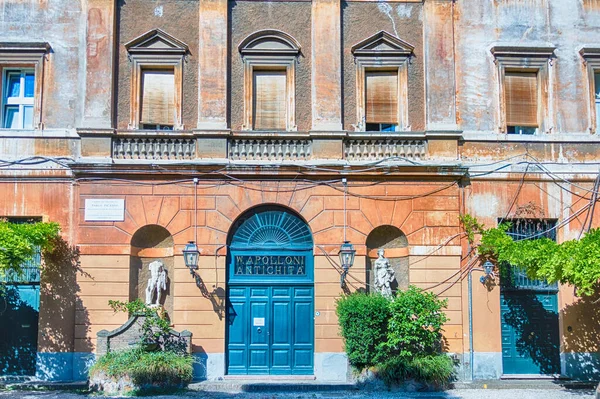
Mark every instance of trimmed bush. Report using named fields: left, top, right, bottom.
left=378, top=354, right=455, bottom=387
left=89, top=348, right=193, bottom=395
left=336, top=292, right=390, bottom=370
left=386, top=286, right=448, bottom=359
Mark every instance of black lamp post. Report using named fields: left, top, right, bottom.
left=183, top=241, right=200, bottom=275
left=339, top=240, right=356, bottom=287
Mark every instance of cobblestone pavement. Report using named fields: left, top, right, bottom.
left=0, top=389, right=596, bottom=399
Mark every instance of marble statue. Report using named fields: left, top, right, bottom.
left=374, top=249, right=395, bottom=298
left=145, top=260, right=167, bottom=306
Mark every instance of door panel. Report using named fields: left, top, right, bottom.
left=500, top=291, right=560, bottom=375
left=0, top=285, right=39, bottom=376
left=227, top=285, right=313, bottom=375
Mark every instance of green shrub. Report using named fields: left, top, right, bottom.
left=89, top=348, right=194, bottom=390
left=336, top=292, right=390, bottom=369
left=386, top=286, right=448, bottom=359
left=378, top=354, right=455, bottom=387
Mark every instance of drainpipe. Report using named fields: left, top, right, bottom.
left=468, top=262, right=495, bottom=381
left=468, top=267, right=483, bottom=381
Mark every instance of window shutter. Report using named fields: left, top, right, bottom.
left=253, top=70, right=287, bottom=130
left=505, top=72, right=538, bottom=127
left=141, top=70, right=175, bottom=126
left=366, top=71, right=398, bottom=124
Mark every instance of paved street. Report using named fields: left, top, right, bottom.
left=0, top=389, right=596, bottom=399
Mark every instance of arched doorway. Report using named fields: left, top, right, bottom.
left=226, top=206, right=314, bottom=375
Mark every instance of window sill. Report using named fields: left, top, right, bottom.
left=462, top=131, right=599, bottom=143
left=0, top=128, right=78, bottom=138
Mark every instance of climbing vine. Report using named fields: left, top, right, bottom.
left=0, top=219, right=61, bottom=276
left=460, top=215, right=600, bottom=296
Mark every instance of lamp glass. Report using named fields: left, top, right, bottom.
left=339, top=241, right=356, bottom=271
left=483, top=260, right=494, bottom=275
left=183, top=241, right=199, bottom=270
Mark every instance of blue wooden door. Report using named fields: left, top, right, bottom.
left=226, top=208, right=314, bottom=375
left=499, top=219, right=560, bottom=375
left=0, top=284, right=40, bottom=375
left=227, top=285, right=314, bottom=375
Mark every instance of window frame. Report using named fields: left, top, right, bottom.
left=239, top=30, right=301, bottom=132
left=125, top=29, right=188, bottom=131
left=579, top=47, right=600, bottom=134
left=491, top=46, right=555, bottom=135
left=2, top=69, right=35, bottom=129
left=351, top=31, right=414, bottom=133
left=0, top=42, right=50, bottom=130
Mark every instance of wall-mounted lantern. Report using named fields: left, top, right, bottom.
left=480, top=260, right=495, bottom=284
left=183, top=241, right=200, bottom=275
left=339, top=240, right=356, bottom=287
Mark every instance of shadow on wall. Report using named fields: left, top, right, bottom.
left=561, top=292, right=600, bottom=380
left=37, top=237, right=93, bottom=381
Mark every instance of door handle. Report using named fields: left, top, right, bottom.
left=257, top=327, right=262, bottom=334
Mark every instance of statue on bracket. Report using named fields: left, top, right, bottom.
left=146, top=260, right=168, bottom=306
left=374, top=249, right=395, bottom=298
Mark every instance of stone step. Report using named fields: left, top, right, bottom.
left=189, top=380, right=359, bottom=393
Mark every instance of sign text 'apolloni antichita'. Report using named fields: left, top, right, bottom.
left=234, top=255, right=306, bottom=276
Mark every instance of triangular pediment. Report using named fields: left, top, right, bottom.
left=352, top=31, right=414, bottom=57
left=125, top=29, right=189, bottom=54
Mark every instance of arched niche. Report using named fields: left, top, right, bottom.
left=129, top=225, right=174, bottom=314
left=365, top=225, right=409, bottom=294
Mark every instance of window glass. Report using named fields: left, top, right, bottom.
left=7, top=74, right=20, bottom=98
left=24, top=73, right=35, bottom=98
left=23, top=106, right=33, bottom=129
left=4, top=106, right=18, bottom=128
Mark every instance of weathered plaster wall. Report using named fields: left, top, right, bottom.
left=342, top=1, right=425, bottom=132
left=229, top=1, right=312, bottom=131
left=74, top=178, right=461, bottom=377
left=0, top=0, right=84, bottom=129
left=455, top=0, right=600, bottom=134
left=116, top=0, right=199, bottom=129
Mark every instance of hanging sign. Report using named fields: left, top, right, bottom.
left=234, top=255, right=306, bottom=276
left=84, top=199, right=125, bottom=221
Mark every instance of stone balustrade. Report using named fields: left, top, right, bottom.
left=112, top=137, right=196, bottom=160
left=344, top=138, right=427, bottom=161
left=229, top=138, right=312, bottom=161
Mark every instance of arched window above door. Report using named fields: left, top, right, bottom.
left=230, top=208, right=312, bottom=250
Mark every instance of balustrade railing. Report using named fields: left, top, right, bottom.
left=344, top=138, right=427, bottom=161
left=112, top=137, right=196, bottom=160
left=229, top=138, right=311, bottom=161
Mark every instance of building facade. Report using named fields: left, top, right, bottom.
left=0, top=0, right=599, bottom=382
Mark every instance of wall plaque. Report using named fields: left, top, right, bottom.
left=85, top=199, right=125, bottom=221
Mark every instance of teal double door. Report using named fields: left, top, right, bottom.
left=227, top=284, right=314, bottom=375
left=226, top=207, right=316, bottom=376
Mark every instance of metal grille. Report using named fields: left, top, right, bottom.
left=0, top=249, right=41, bottom=284
left=230, top=209, right=313, bottom=250
left=500, top=219, right=558, bottom=291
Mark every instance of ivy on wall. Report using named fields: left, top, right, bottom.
left=460, top=215, right=600, bottom=296
left=0, top=219, right=61, bottom=275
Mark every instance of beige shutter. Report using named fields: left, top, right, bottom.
left=505, top=72, right=538, bottom=127
left=253, top=70, right=287, bottom=130
left=141, top=70, right=175, bottom=126
left=366, top=71, right=398, bottom=124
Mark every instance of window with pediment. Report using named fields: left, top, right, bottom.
left=0, top=43, right=50, bottom=130
left=579, top=47, right=600, bottom=134
left=125, top=29, right=189, bottom=130
left=351, top=31, right=414, bottom=132
left=239, top=30, right=301, bottom=131
left=491, top=46, right=555, bottom=135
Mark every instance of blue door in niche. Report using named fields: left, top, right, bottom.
left=226, top=208, right=314, bottom=375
